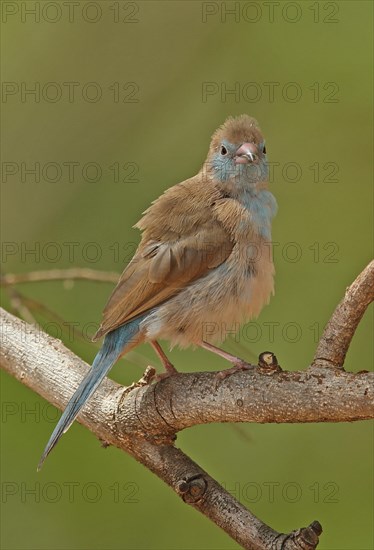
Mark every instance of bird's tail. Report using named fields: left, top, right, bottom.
left=37, top=317, right=143, bottom=471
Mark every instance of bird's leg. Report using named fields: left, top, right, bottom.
left=150, top=340, right=178, bottom=378
left=199, top=341, right=255, bottom=380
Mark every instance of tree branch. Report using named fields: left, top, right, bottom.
left=1, top=268, right=119, bottom=286
left=1, top=261, right=373, bottom=549
left=313, top=259, right=374, bottom=368
left=0, top=307, right=323, bottom=550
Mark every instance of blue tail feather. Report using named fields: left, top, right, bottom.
left=38, top=317, right=143, bottom=470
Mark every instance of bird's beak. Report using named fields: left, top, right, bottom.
left=234, top=143, right=259, bottom=164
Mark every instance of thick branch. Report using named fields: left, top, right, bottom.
left=313, top=259, right=374, bottom=368
left=1, top=307, right=323, bottom=550
left=1, top=260, right=373, bottom=549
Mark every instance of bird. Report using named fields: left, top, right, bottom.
left=38, top=114, right=277, bottom=470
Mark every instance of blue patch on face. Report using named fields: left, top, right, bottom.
left=210, top=139, right=277, bottom=240
left=210, top=140, right=269, bottom=187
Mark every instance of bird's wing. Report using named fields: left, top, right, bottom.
left=93, top=217, right=233, bottom=341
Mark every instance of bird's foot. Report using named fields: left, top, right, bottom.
left=216, top=360, right=256, bottom=382
left=164, top=360, right=178, bottom=375
left=152, top=371, right=174, bottom=382
left=198, top=341, right=256, bottom=384
left=150, top=340, right=178, bottom=381
left=150, top=360, right=179, bottom=383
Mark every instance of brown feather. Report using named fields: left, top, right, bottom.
left=93, top=176, right=234, bottom=340
left=93, top=114, right=275, bottom=344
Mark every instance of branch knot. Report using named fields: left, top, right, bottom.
left=286, top=520, right=322, bottom=550
left=176, top=474, right=208, bottom=503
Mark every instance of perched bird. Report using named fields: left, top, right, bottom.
left=38, top=114, right=277, bottom=469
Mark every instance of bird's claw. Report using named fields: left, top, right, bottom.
left=149, top=362, right=179, bottom=383
left=215, top=361, right=256, bottom=384
left=151, top=371, right=174, bottom=383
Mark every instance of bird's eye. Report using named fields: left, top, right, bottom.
left=263, top=145, right=267, bottom=154
left=220, top=145, right=228, bottom=156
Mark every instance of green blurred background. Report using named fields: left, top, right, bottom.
left=1, top=1, right=373, bottom=549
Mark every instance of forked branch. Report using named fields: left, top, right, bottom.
left=1, top=260, right=373, bottom=549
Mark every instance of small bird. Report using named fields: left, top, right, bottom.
left=38, top=114, right=277, bottom=469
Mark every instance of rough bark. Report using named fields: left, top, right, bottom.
left=1, top=260, right=373, bottom=549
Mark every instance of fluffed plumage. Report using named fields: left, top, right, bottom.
left=38, top=114, right=277, bottom=469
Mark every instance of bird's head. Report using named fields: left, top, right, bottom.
left=204, top=114, right=269, bottom=194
